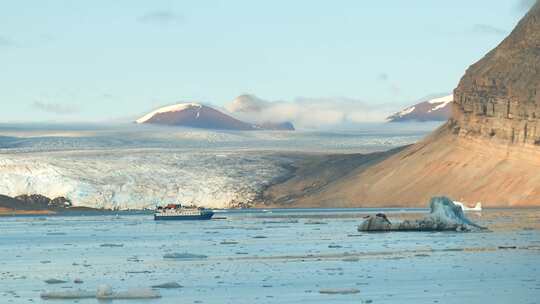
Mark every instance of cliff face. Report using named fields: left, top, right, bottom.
left=260, top=4, right=540, bottom=208
left=451, top=2, right=540, bottom=145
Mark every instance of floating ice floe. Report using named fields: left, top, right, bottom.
left=163, top=252, right=208, bottom=260
left=41, top=289, right=95, bottom=299
left=100, top=243, right=124, bottom=247
left=44, top=279, right=67, bottom=284
left=305, top=220, right=327, bottom=225
left=220, top=241, right=239, bottom=245
left=41, top=285, right=161, bottom=300
left=319, top=288, right=360, bottom=295
left=358, top=196, right=486, bottom=232
left=151, top=282, right=183, bottom=289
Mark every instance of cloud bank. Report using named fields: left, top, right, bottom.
left=32, top=101, right=81, bottom=115
left=225, top=94, right=398, bottom=129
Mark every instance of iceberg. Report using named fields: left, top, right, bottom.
left=41, top=285, right=161, bottom=300
left=358, top=196, right=486, bottom=232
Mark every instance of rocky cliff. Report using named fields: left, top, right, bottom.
left=451, top=2, right=540, bottom=145
left=260, top=3, right=540, bottom=208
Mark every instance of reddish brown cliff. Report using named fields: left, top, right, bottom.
left=452, top=2, right=540, bottom=145
left=261, top=4, right=540, bottom=208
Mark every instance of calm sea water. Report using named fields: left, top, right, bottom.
left=1, top=208, right=539, bottom=303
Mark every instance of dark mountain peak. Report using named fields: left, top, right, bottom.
left=136, top=102, right=295, bottom=131
left=386, top=95, right=453, bottom=122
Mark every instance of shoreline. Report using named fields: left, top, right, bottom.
left=2, top=206, right=539, bottom=218
left=0, top=208, right=153, bottom=217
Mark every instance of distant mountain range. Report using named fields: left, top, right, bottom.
left=386, top=94, right=453, bottom=122
left=136, top=103, right=294, bottom=131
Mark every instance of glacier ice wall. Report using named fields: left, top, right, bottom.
left=0, top=150, right=291, bottom=209
left=0, top=124, right=435, bottom=209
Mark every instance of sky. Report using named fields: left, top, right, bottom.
left=0, top=0, right=536, bottom=123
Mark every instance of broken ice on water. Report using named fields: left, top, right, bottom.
left=1, top=208, right=539, bottom=303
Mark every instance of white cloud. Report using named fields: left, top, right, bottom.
left=226, top=94, right=395, bottom=129
left=32, top=101, right=80, bottom=115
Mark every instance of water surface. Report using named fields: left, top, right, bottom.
left=1, top=208, right=539, bottom=303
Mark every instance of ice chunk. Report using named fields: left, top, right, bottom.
left=44, top=279, right=67, bottom=284
left=163, top=252, right=208, bottom=260
left=41, top=285, right=161, bottom=300
left=151, top=282, right=183, bottom=289
left=220, top=241, right=238, bottom=245
left=41, top=290, right=95, bottom=299
left=98, top=288, right=161, bottom=299
left=319, top=288, right=360, bottom=295
left=358, top=196, right=486, bottom=232
left=100, top=243, right=124, bottom=247
left=96, top=284, right=113, bottom=297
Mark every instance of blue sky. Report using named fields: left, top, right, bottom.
left=0, top=0, right=535, bottom=122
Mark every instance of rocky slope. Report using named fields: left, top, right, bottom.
left=451, top=3, right=540, bottom=145
left=260, top=3, right=540, bottom=207
left=386, top=95, right=453, bottom=122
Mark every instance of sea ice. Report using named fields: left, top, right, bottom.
left=44, top=279, right=67, bottom=284
left=41, top=289, right=95, bottom=299
left=358, top=197, right=486, bottom=232
left=163, top=252, right=208, bottom=260
left=41, top=285, right=161, bottom=300
left=100, top=243, right=124, bottom=247
left=151, top=282, right=183, bottom=289
left=319, top=288, right=360, bottom=295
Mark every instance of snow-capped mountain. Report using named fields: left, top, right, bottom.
left=386, top=94, right=453, bottom=122
left=136, top=102, right=294, bottom=131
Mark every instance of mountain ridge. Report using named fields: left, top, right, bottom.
left=259, top=3, right=540, bottom=208
left=386, top=94, right=453, bottom=122
left=136, top=102, right=294, bottom=131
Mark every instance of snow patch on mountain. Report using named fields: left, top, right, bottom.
left=427, top=95, right=453, bottom=112
left=387, top=94, right=453, bottom=122
left=428, top=94, right=453, bottom=104
left=136, top=103, right=203, bottom=124
left=397, top=106, right=416, bottom=117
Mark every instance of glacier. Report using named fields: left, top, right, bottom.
left=0, top=123, right=437, bottom=209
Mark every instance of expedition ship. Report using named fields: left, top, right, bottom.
left=154, top=204, right=214, bottom=220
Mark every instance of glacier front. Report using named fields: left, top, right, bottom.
left=0, top=123, right=437, bottom=209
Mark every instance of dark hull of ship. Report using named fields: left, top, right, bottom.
left=154, top=212, right=214, bottom=221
